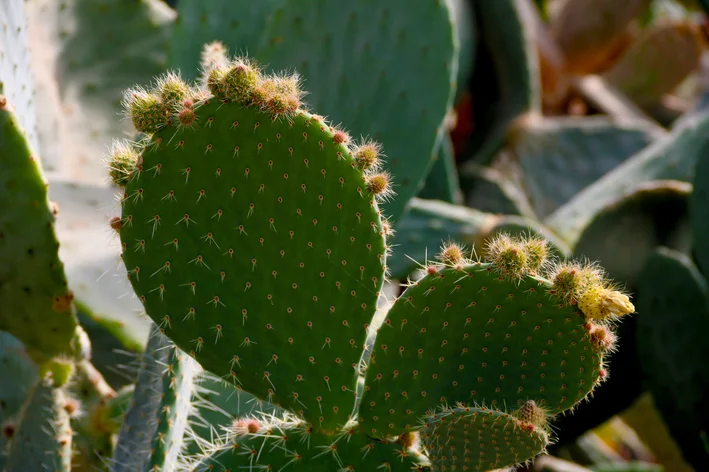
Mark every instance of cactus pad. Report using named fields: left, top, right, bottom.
left=117, top=62, right=388, bottom=432
left=144, top=343, right=196, bottom=472
left=546, top=108, right=709, bottom=244
left=191, top=416, right=429, bottom=471
left=0, top=332, right=38, bottom=470
left=359, top=242, right=618, bottom=437
left=0, top=0, right=39, bottom=154
left=420, top=405, right=549, bottom=471
left=0, top=98, right=77, bottom=362
left=255, top=0, right=458, bottom=224
left=4, top=375, right=73, bottom=472
left=112, top=326, right=172, bottom=472
left=636, top=248, right=709, bottom=469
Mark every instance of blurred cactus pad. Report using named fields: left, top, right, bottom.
left=2, top=0, right=709, bottom=471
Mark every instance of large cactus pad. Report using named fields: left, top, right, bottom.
left=116, top=58, right=388, bottom=432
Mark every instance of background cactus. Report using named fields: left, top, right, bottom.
left=2, top=0, right=709, bottom=471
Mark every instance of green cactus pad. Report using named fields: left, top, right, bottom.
left=574, top=180, right=691, bottom=287
left=546, top=108, right=709, bottom=245
left=118, top=93, right=387, bottom=431
left=170, top=0, right=284, bottom=82
left=144, top=344, right=196, bottom=472
left=421, top=405, right=549, bottom=471
left=255, top=0, right=458, bottom=224
left=506, top=116, right=661, bottom=218
left=0, top=99, right=78, bottom=363
left=0, top=332, right=39, bottom=470
left=462, top=163, right=537, bottom=219
left=466, top=0, right=541, bottom=164
left=187, top=371, right=284, bottom=456
left=0, top=0, right=39, bottom=154
left=418, top=136, right=462, bottom=204
left=191, top=416, right=429, bottom=471
left=112, top=325, right=172, bottom=472
left=636, top=248, right=709, bottom=469
left=359, top=262, right=604, bottom=437
left=28, top=0, right=175, bottom=182
left=4, top=376, right=73, bottom=472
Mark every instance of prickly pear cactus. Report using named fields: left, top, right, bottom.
left=102, top=40, right=636, bottom=471
left=0, top=95, right=78, bottom=362
left=111, top=47, right=390, bottom=432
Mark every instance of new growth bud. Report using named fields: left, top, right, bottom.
left=353, top=141, right=382, bottom=171
left=122, top=88, right=166, bottom=133
left=437, top=242, right=465, bottom=266
left=107, top=140, right=140, bottom=188
left=486, top=234, right=528, bottom=280
left=515, top=400, right=546, bottom=427
left=365, top=172, right=392, bottom=199
left=579, top=285, right=635, bottom=321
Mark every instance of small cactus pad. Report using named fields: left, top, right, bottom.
left=144, top=343, right=196, bottom=472
left=116, top=58, right=387, bottom=431
left=420, top=404, right=549, bottom=471
left=190, top=416, right=429, bottom=471
left=4, top=375, right=73, bottom=472
left=359, top=235, right=630, bottom=437
left=112, top=325, right=172, bottom=472
left=0, top=97, right=77, bottom=362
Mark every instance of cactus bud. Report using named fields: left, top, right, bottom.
left=123, top=88, right=166, bottom=133
left=176, top=106, right=197, bottom=129
left=521, top=237, right=549, bottom=274
left=333, top=129, right=350, bottom=145
left=232, top=418, right=262, bottom=436
left=579, top=285, right=635, bottom=321
left=157, top=72, right=189, bottom=110
left=365, top=172, right=392, bottom=199
left=486, top=234, right=528, bottom=280
left=515, top=400, right=546, bottom=427
left=200, top=41, right=229, bottom=74
left=587, top=323, right=616, bottom=352
left=41, top=358, right=75, bottom=388
left=437, top=242, right=465, bottom=266
left=206, top=66, right=229, bottom=100
left=224, top=58, right=261, bottom=104
left=107, top=140, right=140, bottom=188
left=110, top=216, right=123, bottom=233
left=353, top=141, right=382, bottom=171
